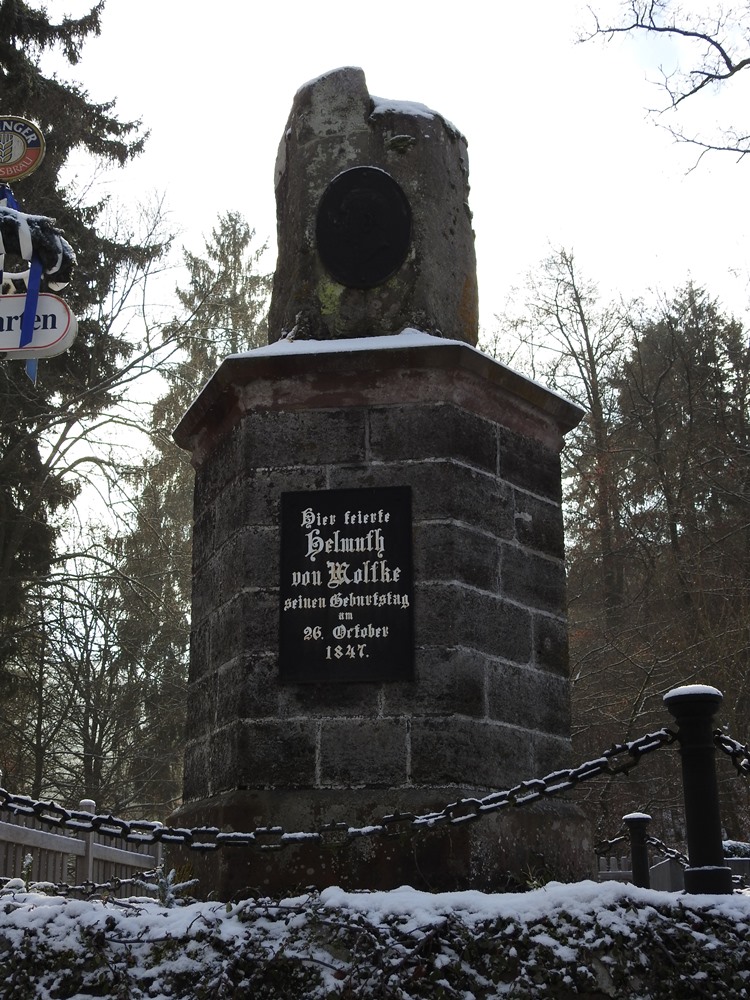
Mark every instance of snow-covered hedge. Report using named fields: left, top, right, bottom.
left=1, top=880, right=749, bottom=998
left=724, top=839, right=750, bottom=858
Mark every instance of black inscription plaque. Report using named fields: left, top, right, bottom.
left=279, top=486, right=414, bottom=683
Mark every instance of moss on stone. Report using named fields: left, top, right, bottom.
left=316, top=276, right=343, bottom=318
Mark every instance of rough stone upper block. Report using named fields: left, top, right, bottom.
left=268, top=67, right=478, bottom=344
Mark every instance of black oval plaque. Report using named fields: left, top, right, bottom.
left=316, top=166, right=411, bottom=289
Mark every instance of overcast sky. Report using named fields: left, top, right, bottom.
left=46, top=0, right=750, bottom=333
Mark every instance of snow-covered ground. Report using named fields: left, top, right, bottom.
left=1, top=879, right=749, bottom=998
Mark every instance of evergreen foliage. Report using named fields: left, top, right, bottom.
left=0, top=0, right=167, bottom=666
left=125, top=212, right=270, bottom=603
left=0, top=212, right=270, bottom=813
left=108, top=213, right=271, bottom=812
left=492, top=258, right=750, bottom=838
left=567, top=285, right=750, bottom=833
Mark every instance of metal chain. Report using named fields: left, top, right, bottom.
left=593, top=834, right=627, bottom=857
left=0, top=871, right=160, bottom=898
left=0, top=726, right=677, bottom=854
left=595, top=829, right=688, bottom=868
left=646, top=835, right=689, bottom=868
left=714, top=731, right=750, bottom=776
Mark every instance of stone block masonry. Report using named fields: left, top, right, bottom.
left=172, top=335, right=587, bottom=894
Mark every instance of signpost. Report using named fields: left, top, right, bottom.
left=279, top=486, right=414, bottom=683
left=1, top=117, right=77, bottom=379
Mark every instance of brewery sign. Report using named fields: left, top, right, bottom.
left=279, top=486, right=414, bottom=683
left=0, top=117, right=46, bottom=183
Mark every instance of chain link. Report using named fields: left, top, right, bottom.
left=595, top=830, right=689, bottom=868
left=0, top=726, right=677, bottom=855
left=0, top=871, right=160, bottom=898
left=714, top=731, right=750, bottom=776
left=594, top=834, right=627, bottom=857
left=646, top=835, right=689, bottom=868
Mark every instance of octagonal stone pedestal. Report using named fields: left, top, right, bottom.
left=169, top=333, right=590, bottom=898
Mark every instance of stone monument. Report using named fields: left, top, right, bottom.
left=268, top=67, right=477, bottom=345
left=171, top=68, right=587, bottom=898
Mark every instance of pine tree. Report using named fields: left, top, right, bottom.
left=571, top=285, right=750, bottom=836
left=113, top=213, right=271, bottom=814
left=0, top=1, right=168, bottom=668
left=0, top=211, right=269, bottom=813
left=124, top=212, right=270, bottom=615
left=614, top=285, right=750, bottom=675
left=495, top=262, right=750, bottom=836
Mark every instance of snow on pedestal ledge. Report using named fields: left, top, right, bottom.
left=231, top=329, right=451, bottom=359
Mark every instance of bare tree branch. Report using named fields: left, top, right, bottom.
left=583, top=1, right=750, bottom=160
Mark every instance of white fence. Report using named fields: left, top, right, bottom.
left=0, top=798, right=162, bottom=894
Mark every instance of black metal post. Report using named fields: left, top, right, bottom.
left=623, top=812, right=651, bottom=888
left=663, top=685, right=733, bottom=894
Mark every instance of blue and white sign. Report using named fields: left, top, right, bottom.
left=0, top=292, right=78, bottom=358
